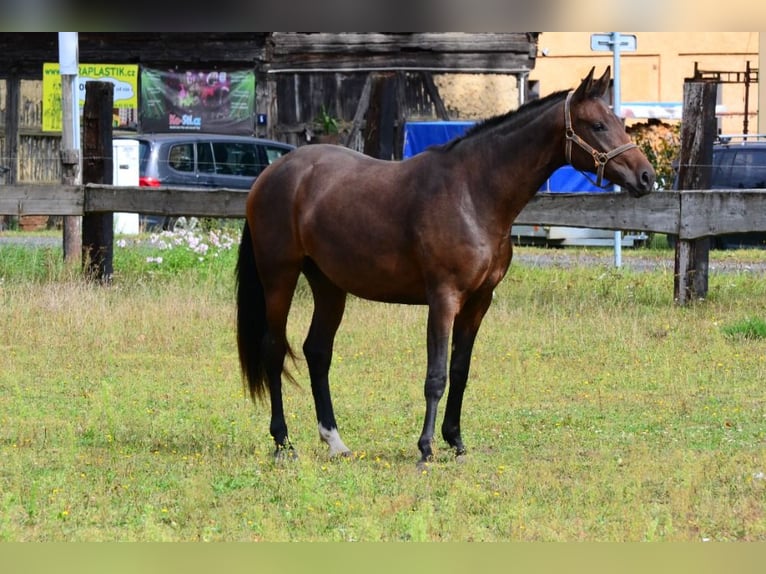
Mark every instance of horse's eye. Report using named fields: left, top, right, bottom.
left=592, top=122, right=607, bottom=132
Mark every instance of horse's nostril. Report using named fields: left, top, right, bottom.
left=641, top=170, right=654, bottom=189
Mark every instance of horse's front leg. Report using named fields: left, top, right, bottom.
left=417, top=301, right=455, bottom=467
left=441, top=290, right=494, bottom=459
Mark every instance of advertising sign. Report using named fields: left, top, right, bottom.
left=140, top=67, right=255, bottom=134
left=42, top=63, right=139, bottom=132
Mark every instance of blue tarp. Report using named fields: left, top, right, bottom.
left=402, top=121, right=610, bottom=193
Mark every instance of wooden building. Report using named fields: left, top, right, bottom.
left=0, top=32, right=539, bottom=187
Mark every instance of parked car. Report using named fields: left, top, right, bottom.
left=673, top=134, right=766, bottom=249
left=114, top=133, right=295, bottom=230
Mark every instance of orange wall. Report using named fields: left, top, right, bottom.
left=530, top=32, right=760, bottom=134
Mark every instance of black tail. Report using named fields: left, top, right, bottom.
left=236, top=221, right=269, bottom=402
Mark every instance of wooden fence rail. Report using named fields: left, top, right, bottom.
left=2, top=184, right=766, bottom=303
left=3, top=185, right=766, bottom=240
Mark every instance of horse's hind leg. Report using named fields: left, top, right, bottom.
left=262, top=269, right=302, bottom=460
left=303, top=260, right=351, bottom=458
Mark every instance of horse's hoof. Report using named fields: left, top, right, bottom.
left=416, top=456, right=432, bottom=473
left=330, top=449, right=353, bottom=459
left=273, top=445, right=298, bottom=463
left=455, top=452, right=467, bottom=464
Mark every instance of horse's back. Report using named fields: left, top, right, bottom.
left=247, top=144, right=439, bottom=301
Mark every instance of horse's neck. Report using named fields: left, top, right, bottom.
left=460, top=106, right=567, bottom=221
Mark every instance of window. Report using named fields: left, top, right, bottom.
left=168, top=143, right=194, bottom=172
left=137, top=141, right=151, bottom=173
left=212, top=142, right=260, bottom=176
left=730, top=150, right=766, bottom=189
left=198, top=142, right=215, bottom=173
left=212, top=142, right=235, bottom=174
left=713, top=148, right=766, bottom=190
left=265, top=145, right=290, bottom=165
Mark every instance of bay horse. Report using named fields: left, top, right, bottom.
left=236, top=67, right=655, bottom=466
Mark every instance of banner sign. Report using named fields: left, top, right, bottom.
left=42, top=63, right=139, bottom=132
left=140, top=67, right=255, bottom=134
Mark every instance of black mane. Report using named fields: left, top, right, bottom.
left=432, top=89, right=569, bottom=152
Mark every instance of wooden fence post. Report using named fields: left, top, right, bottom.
left=363, top=73, right=398, bottom=160
left=81, top=81, right=114, bottom=283
left=60, top=69, right=82, bottom=264
left=674, top=80, right=717, bottom=305
left=3, top=74, right=19, bottom=223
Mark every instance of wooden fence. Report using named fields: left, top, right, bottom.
left=2, top=183, right=766, bottom=304
left=3, top=183, right=764, bottom=239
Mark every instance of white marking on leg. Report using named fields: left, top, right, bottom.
left=318, top=423, right=351, bottom=457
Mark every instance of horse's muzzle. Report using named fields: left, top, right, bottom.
left=624, top=168, right=656, bottom=197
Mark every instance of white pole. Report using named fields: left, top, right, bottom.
left=611, top=32, right=623, bottom=268
left=59, top=32, right=80, bottom=149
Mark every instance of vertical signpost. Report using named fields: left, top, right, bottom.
left=590, top=32, right=637, bottom=267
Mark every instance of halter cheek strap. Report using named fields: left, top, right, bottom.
left=564, top=90, right=637, bottom=188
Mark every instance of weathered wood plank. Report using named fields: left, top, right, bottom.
left=267, top=53, right=534, bottom=72
left=0, top=33, right=536, bottom=79
left=0, top=33, right=268, bottom=78
left=516, top=192, right=681, bottom=235
left=271, top=33, right=534, bottom=55
left=268, top=33, right=536, bottom=72
left=83, top=186, right=249, bottom=218
left=0, top=184, right=83, bottom=215
left=674, top=80, right=717, bottom=304
left=8, top=184, right=766, bottom=240
left=678, top=190, right=766, bottom=239
left=81, top=81, right=114, bottom=282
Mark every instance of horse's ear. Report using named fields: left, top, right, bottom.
left=592, top=66, right=612, bottom=98
left=572, top=67, right=596, bottom=100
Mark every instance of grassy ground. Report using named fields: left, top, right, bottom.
left=0, top=232, right=764, bottom=540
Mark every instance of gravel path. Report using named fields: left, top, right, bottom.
left=513, top=249, right=766, bottom=274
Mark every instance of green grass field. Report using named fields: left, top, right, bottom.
left=0, top=231, right=764, bottom=541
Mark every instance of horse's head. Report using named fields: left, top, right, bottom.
left=565, top=67, right=655, bottom=197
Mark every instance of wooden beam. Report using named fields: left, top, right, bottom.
left=61, top=63, right=81, bottom=264
left=515, top=192, right=680, bottom=235
left=1, top=72, right=19, bottom=231
left=7, top=186, right=766, bottom=242
left=344, top=74, right=373, bottom=149
left=678, top=190, right=766, bottom=238
left=82, top=186, right=248, bottom=218
left=673, top=80, right=717, bottom=305
left=420, top=72, right=450, bottom=121
left=81, top=81, right=114, bottom=283
left=0, top=184, right=83, bottom=215
left=4, top=73, right=19, bottom=184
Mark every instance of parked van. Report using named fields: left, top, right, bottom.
left=115, top=133, right=295, bottom=230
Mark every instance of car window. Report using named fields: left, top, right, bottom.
left=730, top=149, right=766, bottom=189
left=712, top=147, right=766, bottom=189
left=137, top=140, right=151, bottom=173
left=264, top=145, right=290, bottom=164
left=711, top=149, right=735, bottom=188
left=168, top=143, right=194, bottom=172
left=212, top=142, right=260, bottom=176
left=197, top=142, right=215, bottom=173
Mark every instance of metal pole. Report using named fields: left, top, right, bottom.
left=611, top=32, right=623, bottom=268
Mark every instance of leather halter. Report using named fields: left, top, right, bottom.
left=564, top=90, right=637, bottom=187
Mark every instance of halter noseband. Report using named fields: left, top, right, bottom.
left=564, top=90, right=637, bottom=188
